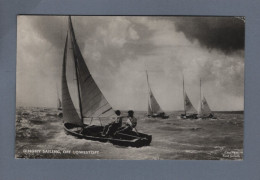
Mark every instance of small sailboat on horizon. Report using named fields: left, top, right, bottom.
left=180, top=75, right=198, bottom=119
left=197, top=79, right=216, bottom=119
left=146, top=71, right=168, bottom=119
left=56, top=85, right=63, bottom=117
left=61, top=16, right=152, bottom=147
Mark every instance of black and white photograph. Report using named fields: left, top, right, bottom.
left=16, top=15, right=244, bottom=160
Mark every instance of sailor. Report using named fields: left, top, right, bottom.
left=116, top=110, right=137, bottom=134
left=209, top=113, right=214, bottom=118
left=102, top=110, right=122, bottom=136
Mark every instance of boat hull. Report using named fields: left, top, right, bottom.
left=148, top=113, right=169, bottom=119
left=64, top=123, right=152, bottom=147
left=180, top=114, right=198, bottom=119
left=57, top=111, right=63, bottom=118
left=197, top=114, right=216, bottom=119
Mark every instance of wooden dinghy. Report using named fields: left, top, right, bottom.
left=61, top=16, right=152, bottom=147
left=146, top=71, right=169, bottom=119
left=64, top=123, right=152, bottom=147
left=180, top=75, right=198, bottom=119
left=197, top=79, right=217, bottom=119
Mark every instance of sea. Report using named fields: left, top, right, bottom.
left=15, top=107, right=243, bottom=160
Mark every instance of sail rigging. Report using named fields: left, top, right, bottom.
left=60, top=16, right=152, bottom=147
left=146, top=71, right=163, bottom=115
left=70, top=17, right=114, bottom=118
left=182, top=76, right=197, bottom=115
left=62, top=16, right=114, bottom=126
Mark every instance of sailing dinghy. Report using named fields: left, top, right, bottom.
left=57, top=98, right=62, bottom=111
left=146, top=71, right=168, bottom=119
left=197, top=79, right=216, bottom=119
left=180, top=76, right=198, bottom=119
left=56, top=86, right=63, bottom=117
left=62, top=16, right=151, bottom=147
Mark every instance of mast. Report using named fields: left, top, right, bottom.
left=73, top=49, right=84, bottom=121
left=146, top=70, right=150, bottom=91
left=67, top=16, right=115, bottom=120
left=56, top=83, right=59, bottom=98
left=200, top=79, right=201, bottom=106
left=146, top=70, right=152, bottom=114
left=56, top=83, right=59, bottom=108
left=183, top=74, right=186, bottom=115
left=61, top=32, right=82, bottom=126
left=199, top=78, right=202, bottom=115
left=69, top=16, right=84, bottom=123
left=145, top=70, right=164, bottom=115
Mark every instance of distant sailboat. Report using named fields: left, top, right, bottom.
left=56, top=86, right=63, bottom=117
left=57, top=98, right=62, bottom=110
left=146, top=71, right=168, bottom=119
left=181, top=75, right=198, bottom=119
left=197, top=79, right=216, bottom=119
left=61, top=16, right=151, bottom=147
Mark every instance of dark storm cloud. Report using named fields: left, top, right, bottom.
left=17, top=16, right=244, bottom=110
left=173, top=17, right=245, bottom=54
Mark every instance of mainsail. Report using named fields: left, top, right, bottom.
left=146, top=71, right=163, bottom=115
left=183, top=91, right=197, bottom=114
left=62, top=16, right=114, bottom=126
left=62, top=33, right=82, bottom=126
left=182, top=76, right=197, bottom=115
left=198, top=96, right=212, bottom=116
left=198, top=79, right=213, bottom=117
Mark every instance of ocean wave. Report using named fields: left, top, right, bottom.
left=15, top=107, right=244, bottom=160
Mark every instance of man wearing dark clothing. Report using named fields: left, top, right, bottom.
left=102, top=110, right=122, bottom=137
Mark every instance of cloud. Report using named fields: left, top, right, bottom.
left=173, top=17, right=245, bottom=54
left=16, top=16, right=244, bottom=111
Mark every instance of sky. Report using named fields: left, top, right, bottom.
left=16, top=16, right=245, bottom=111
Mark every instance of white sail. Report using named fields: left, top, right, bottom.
left=68, top=17, right=114, bottom=118
left=148, top=90, right=163, bottom=115
left=198, top=96, right=212, bottom=117
left=62, top=33, right=82, bottom=126
left=62, top=16, right=115, bottom=126
left=184, top=91, right=197, bottom=114
left=146, top=71, right=163, bottom=115
left=198, top=79, right=213, bottom=117
left=57, top=98, right=62, bottom=110
left=182, top=75, right=197, bottom=115
left=56, top=84, right=62, bottom=110
left=148, top=98, right=152, bottom=115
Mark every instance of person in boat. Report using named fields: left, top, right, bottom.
left=116, top=110, right=137, bottom=134
left=102, top=110, right=123, bottom=137
left=209, top=113, right=214, bottom=118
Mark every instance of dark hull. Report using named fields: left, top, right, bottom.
left=198, top=116, right=217, bottom=120
left=64, top=123, right=152, bottom=147
left=57, top=112, right=63, bottom=118
left=198, top=114, right=217, bottom=119
left=148, top=113, right=169, bottom=119
left=180, top=114, right=198, bottom=119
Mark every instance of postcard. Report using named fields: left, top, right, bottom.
left=16, top=16, right=244, bottom=159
